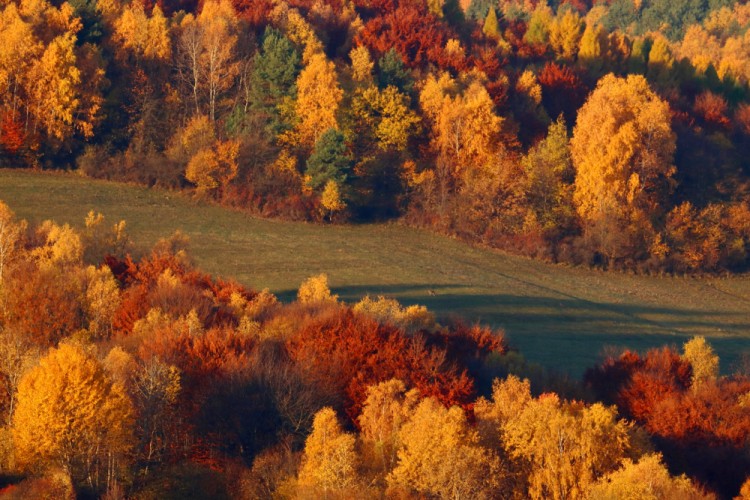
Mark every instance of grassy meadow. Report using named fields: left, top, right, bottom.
left=2, top=169, right=749, bottom=377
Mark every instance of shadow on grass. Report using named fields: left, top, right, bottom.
left=276, top=283, right=750, bottom=377
left=300, top=284, right=750, bottom=333
left=274, top=283, right=472, bottom=302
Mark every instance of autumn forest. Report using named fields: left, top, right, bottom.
left=2, top=0, right=750, bottom=497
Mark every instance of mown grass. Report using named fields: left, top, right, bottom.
left=2, top=169, right=750, bottom=377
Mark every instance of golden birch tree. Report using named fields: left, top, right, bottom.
left=586, top=453, right=711, bottom=499
left=288, top=52, right=343, bottom=149
left=388, top=397, right=504, bottom=499
left=113, top=2, right=171, bottom=62
left=682, top=336, right=719, bottom=390
left=0, top=327, right=38, bottom=425
left=0, top=5, right=42, bottom=117
left=83, top=265, right=121, bottom=339
left=298, top=407, right=359, bottom=496
left=549, top=10, right=584, bottom=60
left=0, top=201, right=24, bottom=285
left=350, top=45, right=374, bottom=84
left=419, top=73, right=504, bottom=192
left=571, top=74, right=676, bottom=261
left=197, top=0, right=239, bottom=122
left=13, top=343, right=134, bottom=489
left=502, top=394, right=631, bottom=499
left=185, top=139, right=240, bottom=197
left=27, top=32, right=81, bottom=141
left=358, top=379, right=420, bottom=473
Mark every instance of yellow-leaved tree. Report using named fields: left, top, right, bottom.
left=350, top=45, right=374, bottom=84
left=113, top=2, right=171, bottom=62
left=298, top=407, right=359, bottom=497
left=12, top=343, right=134, bottom=490
left=0, top=327, right=38, bottom=425
left=353, top=296, right=435, bottom=334
left=358, top=379, right=420, bottom=474
left=0, top=201, right=25, bottom=285
left=586, top=453, right=711, bottom=499
left=320, top=180, right=346, bottom=220
left=571, top=73, right=676, bottom=263
left=0, top=1, right=103, bottom=151
left=738, top=477, right=750, bottom=500
left=388, top=397, right=504, bottom=499
left=128, top=357, right=181, bottom=469
left=27, top=32, right=81, bottom=142
left=549, top=10, right=584, bottom=60
left=83, top=265, right=121, bottom=339
left=81, top=210, right=131, bottom=264
left=474, top=374, right=532, bottom=445
left=678, top=26, right=720, bottom=75
left=297, top=274, right=338, bottom=304
left=31, top=220, right=83, bottom=269
left=176, top=0, right=240, bottom=121
left=353, top=85, right=420, bottom=153
left=578, top=23, right=608, bottom=76
left=419, top=72, right=509, bottom=215
left=0, top=4, right=42, bottom=117
left=419, top=72, right=524, bottom=231
left=420, top=73, right=504, bottom=187
left=682, top=336, right=719, bottom=390
left=477, top=375, right=633, bottom=500
left=272, top=4, right=323, bottom=64
left=647, top=35, right=676, bottom=90
left=166, top=114, right=216, bottom=167
left=372, top=85, right=420, bottom=151
left=198, top=0, right=239, bottom=122
left=287, top=52, right=343, bottom=150
left=185, top=139, right=240, bottom=197
left=522, top=116, right=575, bottom=231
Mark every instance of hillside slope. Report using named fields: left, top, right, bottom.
left=2, top=170, right=749, bottom=375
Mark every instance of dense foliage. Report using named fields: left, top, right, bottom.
left=2, top=1, right=750, bottom=495
left=2, top=0, right=750, bottom=272
left=0, top=204, right=748, bottom=498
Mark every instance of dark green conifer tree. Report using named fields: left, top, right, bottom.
left=305, top=129, right=353, bottom=193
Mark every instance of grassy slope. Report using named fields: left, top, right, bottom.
left=2, top=169, right=750, bottom=376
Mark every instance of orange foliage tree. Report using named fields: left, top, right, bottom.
left=286, top=309, right=500, bottom=423
left=585, top=346, right=750, bottom=497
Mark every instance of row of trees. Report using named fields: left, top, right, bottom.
left=0, top=203, right=749, bottom=498
left=2, top=0, right=750, bottom=272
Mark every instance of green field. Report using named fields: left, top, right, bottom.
left=2, top=169, right=750, bottom=377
